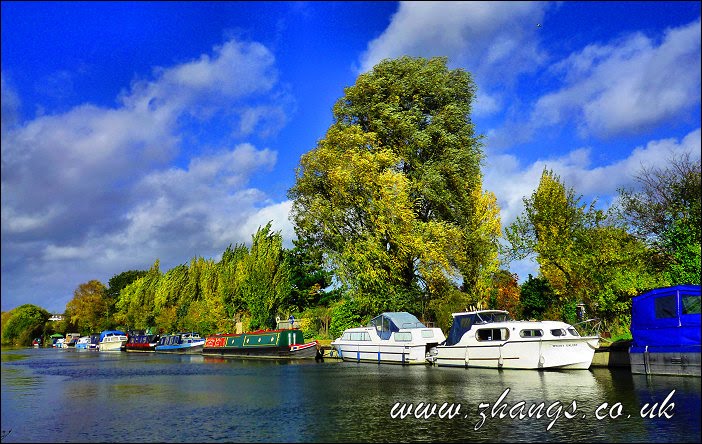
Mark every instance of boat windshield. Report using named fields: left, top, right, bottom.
left=475, top=312, right=512, bottom=324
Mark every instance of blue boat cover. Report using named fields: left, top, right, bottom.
left=630, top=285, right=701, bottom=352
left=367, top=312, right=425, bottom=340
left=445, top=313, right=478, bottom=346
left=99, top=330, right=127, bottom=341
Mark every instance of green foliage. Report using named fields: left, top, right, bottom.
left=617, top=151, right=701, bottom=285
left=519, top=274, right=555, bottom=320
left=65, top=279, right=109, bottom=334
left=1, top=304, right=50, bottom=346
left=285, top=236, right=334, bottom=312
left=329, top=298, right=363, bottom=339
left=506, top=169, right=662, bottom=324
left=289, top=56, right=500, bottom=320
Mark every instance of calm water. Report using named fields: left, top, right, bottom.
left=1, top=347, right=700, bottom=443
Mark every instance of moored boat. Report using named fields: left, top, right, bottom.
left=98, top=330, right=128, bottom=352
left=125, top=333, right=160, bottom=352
left=432, top=310, right=600, bottom=369
left=32, top=337, right=42, bottom=347
left=629, top=285, right=701, bottom=376
left=75, top=336, right=91, bottom=350
left=89, top=333, right=100, bottom=350
left=154, top=332, right=205, bottom=353
left=203, top=328, right=318, bottom=359
left=331, top=312, right=446, bottom=365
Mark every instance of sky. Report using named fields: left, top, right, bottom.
left=2, top=1, right=700, bottom=314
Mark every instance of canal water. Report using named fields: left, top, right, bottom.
left=1, top=347, right=700, bottom=443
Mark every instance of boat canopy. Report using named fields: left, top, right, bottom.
left=631, top=285, right=700, bottom=350
left=368, top=312, right=425, bottom=340
left=49, top=333, right=64, bottom=338
left=445, top=311, right=511, bottom=346
left=99, top=330, right=127, bottom=341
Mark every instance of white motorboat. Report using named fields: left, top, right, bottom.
left=98, top=330, right=128, bottom=352
left=331, top=312, right=446, bottom=365
left=432, top=310, right=599, bottom=369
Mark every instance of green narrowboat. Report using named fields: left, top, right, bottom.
left=203, top=328, right=319, bottom=359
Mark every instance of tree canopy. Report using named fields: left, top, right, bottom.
left=289, top=56, right=500, bottom=322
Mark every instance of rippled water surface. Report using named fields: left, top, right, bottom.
left=2, top=348, right=700, bottom=442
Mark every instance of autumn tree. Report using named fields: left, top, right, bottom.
left=289, top=56, right=500, bottom=320
left=617, top=151, right=701, bottom=285
left=65, top=280, right=109, bottom=334
left=505, top=169, right=662, bottom=327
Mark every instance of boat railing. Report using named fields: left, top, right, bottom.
left=573, top=318, right=602, bottom=337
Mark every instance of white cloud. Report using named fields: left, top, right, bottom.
left=1, top=38, right=293, bottom=312
left=358, top=1, right=550, bottom=117
left=532, top=18, right=701, bottom=138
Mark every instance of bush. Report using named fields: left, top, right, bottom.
left=1, top=304, right=50, bottom=346
left=329, top=298, right=362, bottom=339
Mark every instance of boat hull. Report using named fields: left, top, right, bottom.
left=203, top=330, right=318, bottom=360
left=434, top=337, right=599, bottom=369
left=629, top=345, right=701, bottom=376
left=99, top=340, right=126, bottom=352
left=154, top=343, right=204, bottom=354
left=332, top=343, right=430, bottom=365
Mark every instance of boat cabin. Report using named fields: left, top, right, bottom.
left=445, top=310, right=512, bottom=346
left=367, top=312, right=428, bottom=340
left=629, top=285, right=701, bottom=376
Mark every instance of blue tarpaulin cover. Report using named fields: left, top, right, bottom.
left=99, top=330, right=127, bottom=341
left=630, top=285, right=701, bottom=353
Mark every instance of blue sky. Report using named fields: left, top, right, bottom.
left=2, top=1, right=700, bottom=313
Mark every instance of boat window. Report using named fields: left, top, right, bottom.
left=394, top=332, right=412, bottom=342
left=342, top=332, right=351, bottom=340
left=567, top=328, right=580, bottom=337
left=421, top=330, right=434, bottom=338
left=519, top=329, right=543, bottom=338
left=682, top=295, right=701, bottom=314
left=654, top=295, right=677, bottom=319
left=350, top=332, right=371, bottom=341
left=550, top=329, right=566, bottom=337
left=476, top=328, right=509, bottom=341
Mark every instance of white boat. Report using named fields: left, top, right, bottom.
left=98, top=330, right=128, bottom=352
left=432, top=310, right=599, bottom=369
left=331, top=312, right=446, bottom=365
left=75, top=336, right=91, bottom=350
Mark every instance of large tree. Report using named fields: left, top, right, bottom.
left=505, top=169, right=662, bottom=327
left=617, top=151, right=701, bottom=285
left=289, top=56, right=500, bottom=319
left=65, top=280, right=109, bottom=334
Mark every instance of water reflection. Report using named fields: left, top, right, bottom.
left=2, top=348, right=700, bottom=443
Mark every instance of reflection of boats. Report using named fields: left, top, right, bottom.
left=433, top=310, right=600, bottom=369
left=155, top=332, right=205, bottom=353
left=629, top=285, right=701, bottom=376
left=203, top=328, right=318, bottom=359
left=98, top=330, right=128, bottom=352
left=75, top=336, right=91, bottom=350
left=331, top=312, right=446, bottom=364
left=125, top=333, right=160, bottom=352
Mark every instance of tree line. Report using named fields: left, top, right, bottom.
left=2, top=56, right=699, bottom=346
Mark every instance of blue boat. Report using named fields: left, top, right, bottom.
left=629, top=284, right=701, bottom=376
left=154, top=332, right=205, bottom=353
